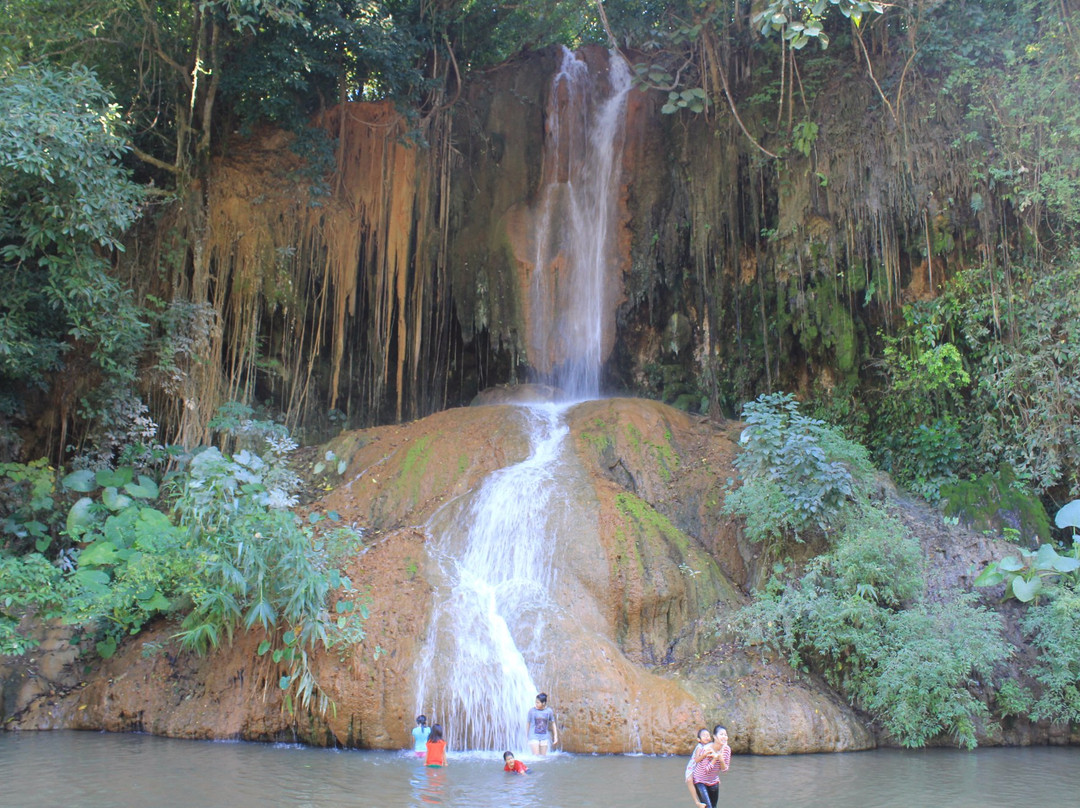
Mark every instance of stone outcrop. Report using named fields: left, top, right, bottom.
left=5, top=393, right=877, bottom=754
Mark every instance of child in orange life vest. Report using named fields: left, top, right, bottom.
left=425, top=724, right=448, bottom=767
left=503, top=751, right=528, bottom=774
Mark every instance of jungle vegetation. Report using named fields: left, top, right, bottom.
left=3, top=1, right=1080, bottom=739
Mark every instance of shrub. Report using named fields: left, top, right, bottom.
left=0, top=552, right=75, bottom=655
left=724, top=392, right=862, bottom=545
left=1021, top=589, right=1080, bottom=724
left=736, top=496, right=1009, bottom=748
left=864, top=596, right=1009, bottom=749
left=45, top=416, right=366, bottom=715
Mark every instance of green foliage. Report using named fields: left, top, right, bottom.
left=732, top=391, right=1014, bottom=747
left=994, top=678, right=1033, bottom=718
left=1022, top=588, right=1080, bottom=723
left=1057, top=499, right=1080, bottom=539
left=0, top=60, right=146, bottom=394
left=969, top=259, right=1080, bottom=496
left=0, top=552, right=75, bottom=655
left=215, top=0, right=430, bottom=131
left=791, top=119, right=818, bottom=158
left=930, top=0, right=1080, bottom=240
left=441, top=1, right=597, bottom=69
left=724, top=392, right=864, bottom=545
left=753, top=0, right=884, bottom=50
left=877, top=257, right=1080, bottom=499
left=871, top=305, right=976, bottom=501
left=969, top=500, right=1080, bottom=726
left=738, top=507, right=1009, bottom=747
left=165, top=422, right=364, bottom=714
left=1, top=416, right=364, bottom=717
left=60, top=466, right=185, bottom=648
left=863, top=596, right=1008, bottom=748
left=0, top=62, right=141, bottom=251
left=974, top=501, right=1080, bottom=602
left=0, top=459, right=59, bottom=553
left=974, top=543, right=1080, bottom=604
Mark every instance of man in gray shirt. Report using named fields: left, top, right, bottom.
left=527, top=692, right=559, bottom=755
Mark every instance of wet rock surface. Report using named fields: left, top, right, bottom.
left=1, top=394, right=1039, bottom=753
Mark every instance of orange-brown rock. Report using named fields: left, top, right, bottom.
left=5, top=394, right=874, bottom=754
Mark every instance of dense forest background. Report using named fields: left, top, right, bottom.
left=4, top=0, right=1080, bottom=745
left=3, top=0, right=1078, bottom=505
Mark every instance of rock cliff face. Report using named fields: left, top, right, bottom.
left=0, top=49, right=1016, bottom=753
left=6, top=394, right=876, bottom=754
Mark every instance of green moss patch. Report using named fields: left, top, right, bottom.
left=941, top=464, right=1051, bottom=544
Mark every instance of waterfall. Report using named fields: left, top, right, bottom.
left=415, top=49, right=630, bottom=752
left=416, top=404, right=569, bottom=751
left=530, top=47, right=632, bottom=401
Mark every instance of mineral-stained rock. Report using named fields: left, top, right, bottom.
left=5, top=395, right=878, bottom=754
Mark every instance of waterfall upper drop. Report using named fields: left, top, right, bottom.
left=529, top=48, right=633, bottom=401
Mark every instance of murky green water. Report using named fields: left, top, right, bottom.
left=0, top=731, right=1077, bottom=807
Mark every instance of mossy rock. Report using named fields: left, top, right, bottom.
left=941, top=464, right=1051, bottom=545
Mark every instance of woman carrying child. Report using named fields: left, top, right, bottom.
left=690, top=725, right=731, bottom=808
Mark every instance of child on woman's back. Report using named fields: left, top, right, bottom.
left=685, top=728, right=711, bottom=807
left=425, top=724, right=448, bottom=767
left=690, top=725, right=732, bottom=808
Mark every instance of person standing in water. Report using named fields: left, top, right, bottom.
left=425, top=724, right=448, bottom=767
left=690, top=725, right=731, bottom=808
left=411, top=714, right=431, bottom=757
left=526, top=692, right=558, bottom=755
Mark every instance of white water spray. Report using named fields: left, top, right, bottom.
left=416, top=404, right=569, bottom=751
left=415, top=49, right=631, bottom=752
left=530, top=47, right=632, bottom=401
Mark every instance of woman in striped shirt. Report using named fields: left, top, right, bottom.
left=690, top=725, right=731, bottom=808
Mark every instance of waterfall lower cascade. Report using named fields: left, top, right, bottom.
left=415, top=49, right=631, bottom=752
left=416, top=404, right=569, bottom=752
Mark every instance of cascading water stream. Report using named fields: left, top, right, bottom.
left=414, top=48, right=631, bottom=752
left=530, top=46, right=632, bottom=401
left=415, top=404, right=569, bottom=752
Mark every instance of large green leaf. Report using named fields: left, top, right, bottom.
left=133, top=507, right=176, bottom=546
left=73, top=567, right=111, bottom=595
left=1011, top=576, right=1041, bottom=603
left=1055, top=500, right=1080, bottom=531
left=973, top=565, right=1005, bottom=587
left=96, top=468, right=134, bottom=488
left=1051, top=554, right=1080, bottom=573
left=62, top=469, right=97, bottom=492
left=65, top=496, right=96, bottom=535
left=1034, top=543, right=1060, bottom=570
left=78, top=539, right=120, bottom=567
left=123, top=475, right=159, bottom=499
left=101, top=486, right=133, bottom=512
left=997, top=556, right=1024, bottom=573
